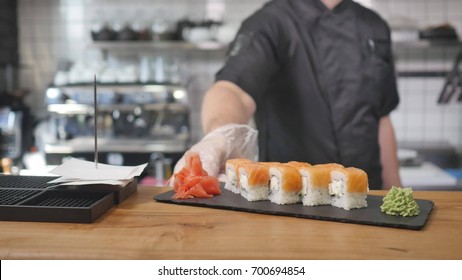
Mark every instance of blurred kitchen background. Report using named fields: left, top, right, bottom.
left=1, top=0, right=462, bottom=189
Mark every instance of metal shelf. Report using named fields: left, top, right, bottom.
left=47, top=103, right=188, bottom=115
left=393, top=39, right=462, bottom=50
left=88, top=40, right=228, bottom=52
left=49, top=83, right=186, bottom=92
left=44, top=138, right=189, bottom=153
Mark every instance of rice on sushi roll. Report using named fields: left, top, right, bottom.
left=268, top=164, right=302, bottom=205
left=225, top=158, right=253, bottom=194
left=329, top=167, right=369, bottom=210
left=300, top=163, right=344, bottom=206
left=239, top=162, right=271, bottom=201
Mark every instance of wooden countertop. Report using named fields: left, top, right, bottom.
left=0, top=186, right=461, bottom=260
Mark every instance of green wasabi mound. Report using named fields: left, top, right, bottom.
left=380, top=186, right=420, bottom=217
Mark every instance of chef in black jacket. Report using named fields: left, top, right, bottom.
left=175, top=0, right=402, bottom=190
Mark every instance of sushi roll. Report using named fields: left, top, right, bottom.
left=300, top=163, right=344, bottom=206
left=268, top=164, right=302, bottom=205
left=329, top=167, right=369, bottom=210
left=224, top=158, right=253, bottom=194
left=285, top=161, right=312, bottom=169
left=239, top=162, right=270, bottom=201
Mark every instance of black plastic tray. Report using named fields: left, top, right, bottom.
left=54, top=179, right=138, bottom=204
left=0, top=175, right=59, bottom=189
left=0, top=175, right=137, bottom=223
left=155, top=185, right=434, bottom=230
left=0, top=189, right=114, bottom=223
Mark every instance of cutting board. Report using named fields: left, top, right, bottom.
left=154, top=185, right=434, bottom=230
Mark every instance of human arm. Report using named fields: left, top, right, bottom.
left=378, top=115, right=402, bottom=189
left=202, top=80, right=256, bottom=133
left=171, top=81, right=258, bottom=180
left=172, top=11, right=279, bottom=181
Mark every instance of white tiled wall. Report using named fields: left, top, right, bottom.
left=392, top=77, right=461, bottom=143
left=17, top=0, right=462, bottom=150
left=367, top=0, right=462, bottom=35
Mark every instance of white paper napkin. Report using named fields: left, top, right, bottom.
left=48, top=158, right=148, bottom=186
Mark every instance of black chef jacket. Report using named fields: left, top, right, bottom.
left=215, top=0, right=400, bottom=189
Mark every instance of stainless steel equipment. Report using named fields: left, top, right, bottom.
left=0, top=107, right=23, bottom=160
left=42, top=83, right=190, bottom=167
left=438, top=50, right=462, bottom=103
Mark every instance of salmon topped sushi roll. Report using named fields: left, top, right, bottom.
left=225, top=158, right=253, bottom=194
left=268, top=164, right=302, bottom=205
left=300, top=163, right=344, bottom=206
left=239, top=162, right=271, bottom=201
left=286, top=161, right=312, bottom=169
left=329, top=167, right=369, bottom=210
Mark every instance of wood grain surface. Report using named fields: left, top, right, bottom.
left=0, top=186, right=461, bottom=260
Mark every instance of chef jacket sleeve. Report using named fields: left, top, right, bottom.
left=378, top=26, right=400, bottom=117
left=215, top=11, right=282, bottom=99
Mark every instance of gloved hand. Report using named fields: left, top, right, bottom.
left=172, top=124, right=258, bottom=183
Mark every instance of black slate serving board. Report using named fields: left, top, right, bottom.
left=155, top=185, right=434, bottom=230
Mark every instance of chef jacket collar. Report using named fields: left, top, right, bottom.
left=285, top=0, right=353, bottom=27
left=315, top=0, right=352, bottom=13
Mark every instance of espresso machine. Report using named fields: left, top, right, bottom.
left=42, top=83, right=190, bottom=175
left=1, top=64, right=32, bottom=174
left=0, top=107, right=22, bottom=160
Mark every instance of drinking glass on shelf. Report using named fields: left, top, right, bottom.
left=139, top=56, right=151, bottom=83
left=152, top=56, right=167, bottom=83
left=151, top=10, right=170, bottom=41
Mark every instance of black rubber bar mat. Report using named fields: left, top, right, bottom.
left=0, top=190, right=114, bottom=223
left=155, top=185, right=434, bottom=230
left=0, top=175, right=59, bottom=189
left=0, top=175, right=138, bottom=223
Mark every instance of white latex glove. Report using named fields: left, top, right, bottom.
left=172, top=124, right=258, bottom=183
